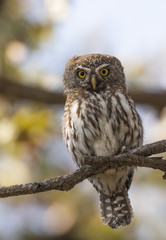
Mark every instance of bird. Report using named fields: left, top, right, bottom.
left=62, top=54, right=143, bottom=229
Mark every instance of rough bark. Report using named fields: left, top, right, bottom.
left=0, top=140, right=165, bottom=198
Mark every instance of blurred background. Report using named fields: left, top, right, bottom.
left=0, top=0, right=166, bottom=239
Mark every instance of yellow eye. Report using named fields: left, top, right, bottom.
left=100, top=68, right=109, bottom=76
left=77, top=70, right=86, bottom=79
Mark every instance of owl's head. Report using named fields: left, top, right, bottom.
left=63, top=54, right=126, bottom=94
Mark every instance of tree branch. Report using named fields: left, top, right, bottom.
left=0, top=77, right=65, bottom=104
left=0, top=140, right=166, bottom=198
left=0, top=77, right=166, bottom=110
left=129, top=89, right=166, bottom=111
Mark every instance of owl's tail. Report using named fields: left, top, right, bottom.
left=99, top=190, right=133, bottom=229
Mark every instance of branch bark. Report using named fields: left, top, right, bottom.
left=0, top=140, right=166, bottom=198
left=0, top=77, right=166, bottom=110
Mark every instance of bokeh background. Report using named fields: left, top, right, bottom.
left=0, top=0, right=166, bottom=239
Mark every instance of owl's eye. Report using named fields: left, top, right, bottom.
left=77, top=70, right=87, bottom=79
left=100, top=68, right=109, bottom=76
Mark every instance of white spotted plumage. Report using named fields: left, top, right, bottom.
left=63, top=54, right=143, bottom=228
left=63, top=89, right=142, bottom=193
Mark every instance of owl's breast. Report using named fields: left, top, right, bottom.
left=63, top=93, right=119, bottom=165
left=63, top=90, right=143, bottom=167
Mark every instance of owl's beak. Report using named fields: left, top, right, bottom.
left=91, top=75, right=97, bottom=90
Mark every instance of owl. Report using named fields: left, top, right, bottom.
left=62, top=54, right=143, bottom=229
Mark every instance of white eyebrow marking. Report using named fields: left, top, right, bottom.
left=77, top=66, right=91, bottom=72
left=96, top=63, right=110, bottom=72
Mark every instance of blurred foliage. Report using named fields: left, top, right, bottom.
left=0, top=1, right=75, bottom=239
left=0, top=1, right=165, bottom=240
left=0, top=0, right=53, bottom=80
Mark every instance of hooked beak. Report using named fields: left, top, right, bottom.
left=91, top=75, right=97, bottom=90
